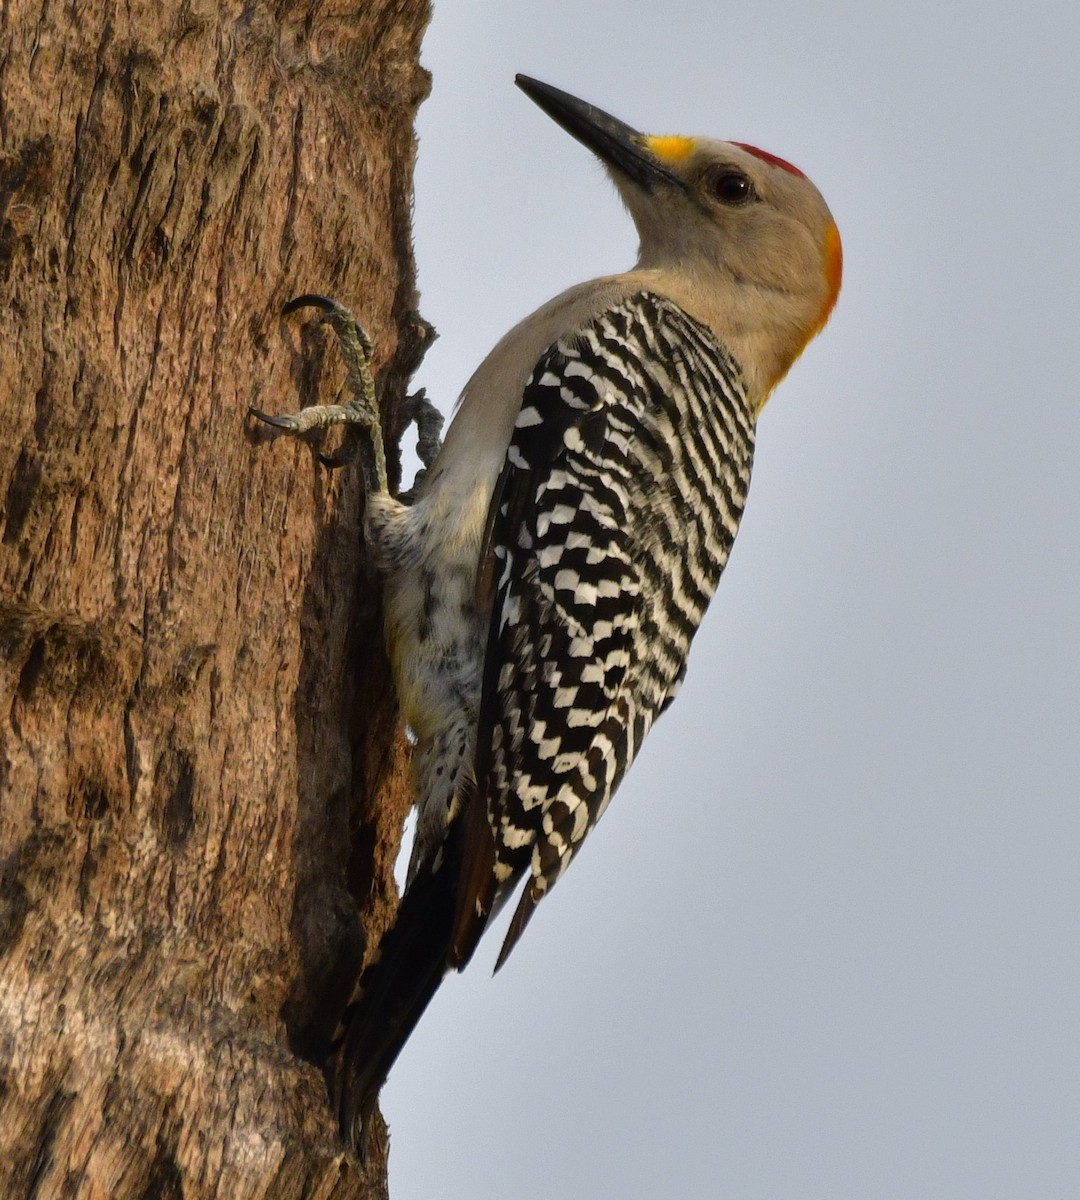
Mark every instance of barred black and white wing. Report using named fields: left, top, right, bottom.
left=452, top=291, right=756, bottom=969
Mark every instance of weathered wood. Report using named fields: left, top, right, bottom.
left=0, top=2, right=431, bottom=1195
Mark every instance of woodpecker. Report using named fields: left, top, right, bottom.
left=255, top=75, right=841, bottom=1149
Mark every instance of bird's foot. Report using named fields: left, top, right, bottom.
left=398, top=387, right=445, bottom=503
left=251, top=294, right=388, bottom=493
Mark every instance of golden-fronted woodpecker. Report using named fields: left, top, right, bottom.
left=255, top=74, right=842, bottom=1149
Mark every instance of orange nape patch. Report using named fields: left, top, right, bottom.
left=760, top=219, right=843, bottom=407
left=813, top=220, right=843, bottom=336
left=643, top=135, right=697, bottom=166
left=733, top=142, right=805, bottom=179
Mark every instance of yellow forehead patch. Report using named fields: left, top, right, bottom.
left=643, top=135, right=697, bottom=166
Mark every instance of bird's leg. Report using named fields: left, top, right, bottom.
left=251, top=294, right=388, bottom=496
left=410, top=388, right=444, bottom=472
left=397, top=388, right=445, bottom=504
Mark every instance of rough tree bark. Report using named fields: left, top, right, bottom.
left=0, top=2, right=432, bottom=1196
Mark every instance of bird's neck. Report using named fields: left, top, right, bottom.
left=624, top=263, right=822, bottom=412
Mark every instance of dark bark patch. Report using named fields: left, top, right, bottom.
left=24, top=1085, right=74, bottom=1200
left=0, top=850, right=30, bottom=957
left=136, top=1128, right=184, bottom=1200
left=2, top=449, right=42, bottom=546
left=0, top=136, right=55, bottom=280
left=17, top=636, right=47, bottom=700
left=73, top=775, right=111, bottom=823
left=154, top=748, right=196, bottom=846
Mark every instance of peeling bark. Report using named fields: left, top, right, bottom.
left=0, top=2, right=432, bottom=1196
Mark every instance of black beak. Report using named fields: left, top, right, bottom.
left=515, top=75, right=684, bottom=192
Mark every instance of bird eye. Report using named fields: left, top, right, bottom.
left=710, top=171, right=754, bottom=205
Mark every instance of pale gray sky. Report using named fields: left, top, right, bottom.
left=381, top=2, right=1080, bottom=1196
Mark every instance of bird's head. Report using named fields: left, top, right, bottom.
left=516, top=75, right=842, bottom=403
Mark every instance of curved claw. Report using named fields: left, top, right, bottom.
left=317, top=442, right=356, bottom=470
left=283, top=293, right=340, bottom=317
left=248, top=405, right=297, bottom=430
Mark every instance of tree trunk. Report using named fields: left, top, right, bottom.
left=0, top=2, right=431, bottom=1196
